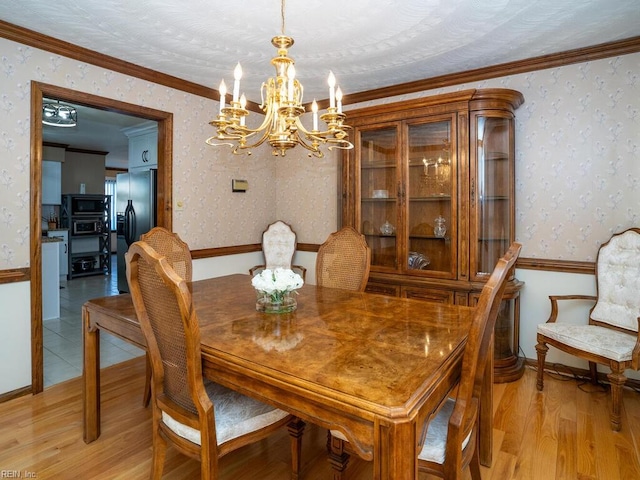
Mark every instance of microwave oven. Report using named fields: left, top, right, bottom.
left=73, top=219, right=103, bottom=235
left=71, top=195, right=105, bottom=215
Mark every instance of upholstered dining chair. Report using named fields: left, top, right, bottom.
left=250, top=220, right=306, bottom=280
left=315, top=226, right=371, bottom=292
left=328, top=243, right=522, bottom=480
left=139, top=227, right=193, bottom=407
left=536, top=227, right=640, bottom=431
left=126, top=241, right=304, bottom=480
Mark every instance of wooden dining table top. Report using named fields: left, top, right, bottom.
left=83, top=273, right=479, bottom=476
left=189, top=274, right=474, bottom=414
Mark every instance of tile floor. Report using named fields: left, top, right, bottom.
left=43, top=254, right=144, bottom=387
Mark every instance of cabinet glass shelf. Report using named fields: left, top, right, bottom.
left=409, top=196, right=452, bottom=201
left=409, top=235, right=449, bottom=240
left=363, top=233, right=397, bottom=238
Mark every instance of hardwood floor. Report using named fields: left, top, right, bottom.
left=1, top=358, right=639, bottom=479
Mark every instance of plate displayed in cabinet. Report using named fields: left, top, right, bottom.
left=372, top=189, right=389, bottom=198
left=408, top=251, right=430, bottom=270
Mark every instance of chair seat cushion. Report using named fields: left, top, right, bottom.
left=331, top=406, right=471, bottom=465
left=417, top=398, right=472, bottom=464
left=537, top=323, right=636, bottom=362
left=332, top=399, right=472, bottom=465
left=162, top=381, right=289, bottom=446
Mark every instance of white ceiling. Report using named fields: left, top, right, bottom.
left=42, top=101, right=152, bottom=169
left=3, top=0, right=639, bottom=168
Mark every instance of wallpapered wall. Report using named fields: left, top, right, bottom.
left=348, top=54, right=640, bottom=262
left=0, top=37, right=339, bottom=269
left=0, top=35, right=638, bottom=270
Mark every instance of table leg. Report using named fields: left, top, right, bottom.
left=479, top=335, right=494, bottom=466
left=82, top=305, right=100, bottom=443
left=374, top=422, right=417, bottom=479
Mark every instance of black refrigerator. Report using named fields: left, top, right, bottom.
left=116, top=169, right=157, bottom=293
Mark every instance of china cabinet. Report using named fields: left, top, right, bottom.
left=341, top=89, right=524, bottom=382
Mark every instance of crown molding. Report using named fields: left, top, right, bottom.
left=329, top=36, right=640, bottom=108
left=2, top=19, right=639, bottom=117
left=0, top=19, right=262, bottom=113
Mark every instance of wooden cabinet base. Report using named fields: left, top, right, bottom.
left=494, top=355, right=525, bottom=383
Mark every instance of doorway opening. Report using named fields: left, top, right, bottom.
left=31, top=81, right=173, bottom=393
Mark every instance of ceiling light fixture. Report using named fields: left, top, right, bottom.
left=206, top=0, right=353, bottom=157
left=42, top=100, right=78, bottom=127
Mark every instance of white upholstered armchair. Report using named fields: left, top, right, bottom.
left=536, top=227, right=640, bottom=431
left=250, top=220, right=306, bottom=280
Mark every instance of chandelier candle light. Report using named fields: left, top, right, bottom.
left=252, top=267, right=304, bottom=313
left=206, top=0, right=353, bottom=157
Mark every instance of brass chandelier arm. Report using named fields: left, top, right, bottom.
left=295, top=117, right=353, bottom=150
left=206, top=119, right=273, bottom=154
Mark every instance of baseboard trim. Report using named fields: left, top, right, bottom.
left=0, top=385, right=32, bottom=404
left=524, top=357, right=640, bottom=390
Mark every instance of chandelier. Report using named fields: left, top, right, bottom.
left=206, top=0, right=353, bottom=158
left=42, top=100, right=77, bottom=127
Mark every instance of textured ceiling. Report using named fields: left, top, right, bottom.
left=2, top=0, right=639, bottom=102
left=2, top=0, right=639, bottom=168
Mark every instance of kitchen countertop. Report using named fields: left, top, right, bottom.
left=42, top=228, right=69, bottom=241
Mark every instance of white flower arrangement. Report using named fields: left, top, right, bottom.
left=251, top=268, right=304, bottom=303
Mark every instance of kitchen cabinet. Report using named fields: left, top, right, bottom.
left=42, top=160, right=61, bottom=205
left=123, top=122, right=157, bottom=172
left=47, top=230, right=69, bottom=279
left=341, top=88, right=525, bottom=382
left=42, top=240, right=60, bottom=320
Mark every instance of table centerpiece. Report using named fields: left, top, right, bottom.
left=252, top=267, right=304, bottom=313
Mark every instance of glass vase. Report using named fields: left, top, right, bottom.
left=434, top=215, right=447, bottom=237
left=255, top=290, right=297, bottom=314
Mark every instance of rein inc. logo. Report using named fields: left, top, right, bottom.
left=0, top=471, right=36, bottom=478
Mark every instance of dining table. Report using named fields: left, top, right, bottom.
left=82, top=273, right=490, bottom=479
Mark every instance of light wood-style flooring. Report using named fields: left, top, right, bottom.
left=1, top=358, right=639, bottom=479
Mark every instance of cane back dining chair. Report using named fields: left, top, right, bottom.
left=139, top=227, right=193, bottom=407
left=328, top=243, right=522, bottom=480
left=141, top=227, right=193, bottom=281
left=315, top=226, right=371, bottom=292
left=250, top=220, right=307, bottom=280
left=126, top=241, right=304, bottom=480
left=536, top=227, right=640, bottom=431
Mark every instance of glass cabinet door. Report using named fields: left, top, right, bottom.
left=406, top=118, right=456, bottom=278
left=471, top=113, right=515, bottom=280
left=358, top=125, right=399, bottom=270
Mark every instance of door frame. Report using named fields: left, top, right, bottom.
left=30, top=82, right=173, bottom=393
